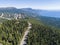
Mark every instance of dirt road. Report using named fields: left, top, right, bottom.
left=20, top=22, right=31, bottom=45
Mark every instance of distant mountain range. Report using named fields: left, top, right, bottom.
left=0, top=7, right=60, bottom=18
left=0, top=7, right=60, bottom=28
left=21, top=8, right=60, bottom=18
left=20, top=8, right=60, bottom=28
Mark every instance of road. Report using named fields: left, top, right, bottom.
left=0, top=15, right=32, bottom=45
left=0, top=14, right=11, bottom=20
left=0, top=17, right=11, bottom=20
left=20, top=22, right=32, bottom=45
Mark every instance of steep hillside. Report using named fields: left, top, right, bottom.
left=0, top=7, right=38, bottom=19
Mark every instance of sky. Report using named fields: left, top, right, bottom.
left=0, top=0, right=60, bottom=10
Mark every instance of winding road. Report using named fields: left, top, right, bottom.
left=20, top=22, right=32, bottom=45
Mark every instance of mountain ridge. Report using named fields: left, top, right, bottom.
left=0, top=7, right=60, bottom=18
left=0, top=7, right=60, bottom=28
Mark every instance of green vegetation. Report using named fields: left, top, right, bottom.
left=0, top=17, right=60, bottom=45
left=0, top=19, right=28, bottom=45
left=35, top=16, right=60, bottom=28
left=0, top=7, right=60, bottom=45
left=26, top=19, right=60, bottom=45
left=0, top=18, right=7, bottom=23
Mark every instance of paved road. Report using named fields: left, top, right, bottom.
left=20, top=22, right=32, bottom=45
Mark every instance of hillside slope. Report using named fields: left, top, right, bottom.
left=26, top=19, right=60, bottom=45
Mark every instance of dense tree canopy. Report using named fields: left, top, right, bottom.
left=0, top=19, right=28, bottom=45
left=27, top=24, right=60, bottom=45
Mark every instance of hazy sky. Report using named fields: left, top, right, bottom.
left=0, top=0, right=60, bottom=10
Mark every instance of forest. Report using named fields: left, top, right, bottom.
left=0, top=19, right=28, bottom=45
left=27, top=23, right=60, bottom=45
left=0, top=18, right=60, bottom=45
